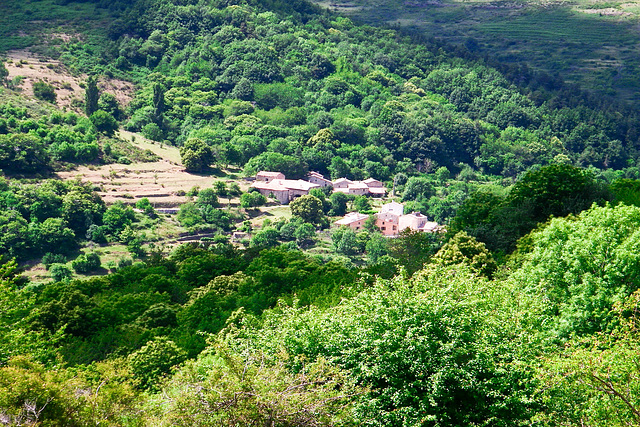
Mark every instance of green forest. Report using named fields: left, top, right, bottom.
left=2, top=0, right=640, bottom=425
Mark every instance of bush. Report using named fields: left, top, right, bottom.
left=33, top=81, right=56, bottom=103
left=240, top=191, right=267, bottom=208
left=42, top=253, right=66, bottom=269
left=71, top=253, right=101, bottom=274
left=49, top=263, right=72, bottom=282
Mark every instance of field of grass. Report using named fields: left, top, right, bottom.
left=321, top=0, right=640, bottom=106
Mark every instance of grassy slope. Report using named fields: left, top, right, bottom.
left=318, top=0, right=640, bottom=106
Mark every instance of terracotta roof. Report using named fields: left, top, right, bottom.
left=368, top=187, right=386, bottom=194
left=364, top=178, right=383, bottom=186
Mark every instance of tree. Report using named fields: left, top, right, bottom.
left=250, top=227, right=280, bottom=248
left=128, top=337, right=186, bottom=390
left=290, top=195, right=324, bottom=225
left=90, top=110, right=118, bottom=135
left=240, top=191, right=267, bottom=208
left=402, top=176, right=435, bottom=202
left=0, top=62, right=8, bottom=86
left=329, top=192, right=349, bottom=216
left=180, top=138, right=214, bottom=173
left=71, top=253, right=101, bottom=274
left=152, top=83, right=165, bottom=128
left=85, top=76, right=99, bottom=117
left=512, top=203, right=640, bottom=337
left=196, top=188, right=219, bottom=208
left=507, top=163, right=607, bottom=223
left=432, top=231, right=497, bottom=278
left=365, top=232, right=389, bottom=264
left=388, top=229, right=442, bottom=275
left=294, top=222, right=316, bottom=248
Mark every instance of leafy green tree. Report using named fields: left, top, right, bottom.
left=103, top=202, right=135, bottom=236
left=388, top=229, right=442, bottom=275
left=136, top=197, right=156, bottom=217
left=332, top=227, right=362, bottom=256
left=196, top=188, right=219, bottom=208
left=240, top=191, right=267, bottom=208
left=32, top=218, right=76, bottom=255
left=90, top=110, right=118, bottom=135
left=180, top=138, right=214, bottom=173
left=0, top=134, right=50, bottom=174
left=611, top=178, right=640, bottom=207
left=290, top=195, right=324, bottom=225
left=329, top=192, right=349, bottom=216
left=512, top=203, right=640, bottom=336
left=402, top=176, right=435, bottom=202
left=365, top=232, right=389, bottom=264
left=508, top=163, right=607, bottom=223
left=0, top=62, right=8, bottom=86
left=432, top=231, right=497, bottom=278
left=152, top=83, right=165, bottom=128
left=128, top=337, right=186, bottom=390
left=294, top=222, right=316, bottom=248
left=71, top=253, right=101, bottom=274
left=250, top=227, right=280, bottom=248
left=49, top=263, right=72, bottom=282
left=176, top=202, right=204, bottom=228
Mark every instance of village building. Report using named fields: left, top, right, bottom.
left=334, top=211, right=370, bottom=231
left=332, top=177, right=387, bottom=197
left=375, top=201, right=404, bottom=236
left=252, top=178, right=320, bottom=204
left=307, top=171, right=333, bottom=187
left=399, top=212, right=440, bottom=233
left=256, top=171, right=285, bottom=182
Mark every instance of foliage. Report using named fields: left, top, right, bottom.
left=240, top=191, right=267, bottom=208
left=432, top=231, right=497, bottom=278
left=90, top=110, right=118, bottom=135
left=32, top=81, right=56, bottom=103
left=180, top=138, right=214, bottom=173
left=289, top=195, right=324, bottom=225
left=85, top=75, right=99, bottom=117
left=71, top=252, right=101, bottom=274
left=511, top=203, right=640, bottom=337
left=147, top=344, right=360, bottom=426
left=128, top=337, right=186, bottom=390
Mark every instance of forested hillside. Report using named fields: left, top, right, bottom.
left=2, top=0, right=640, bottom=425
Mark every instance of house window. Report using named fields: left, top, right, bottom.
left=393, top=225, right=397, bottom=230
left=381, top=227, right=386, bottom=230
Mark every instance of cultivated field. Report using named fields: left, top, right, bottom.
left=57, top=131, right=251, bottom=207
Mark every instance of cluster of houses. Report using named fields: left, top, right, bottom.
left=250, top=171, right=441, bottom=236
left=251, top=171, right=386, bottom=204
left=335, top=201, right=441, bottom=236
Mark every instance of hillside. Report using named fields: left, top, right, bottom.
left=2, top=0, right=640, bottom=425
left=316, top=0, right=640, bottom=108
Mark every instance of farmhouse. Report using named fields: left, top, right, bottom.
left=307, top=171, right=333, bottom=187
left=334, top=211, right=369, bottom=231
left=332, top=177, right=387, bottom=197
left=256, top=171, right=285, bottom=182
left=252, top=178, right=320, bottom=204
left=371, top=201, right=442, bottom=236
